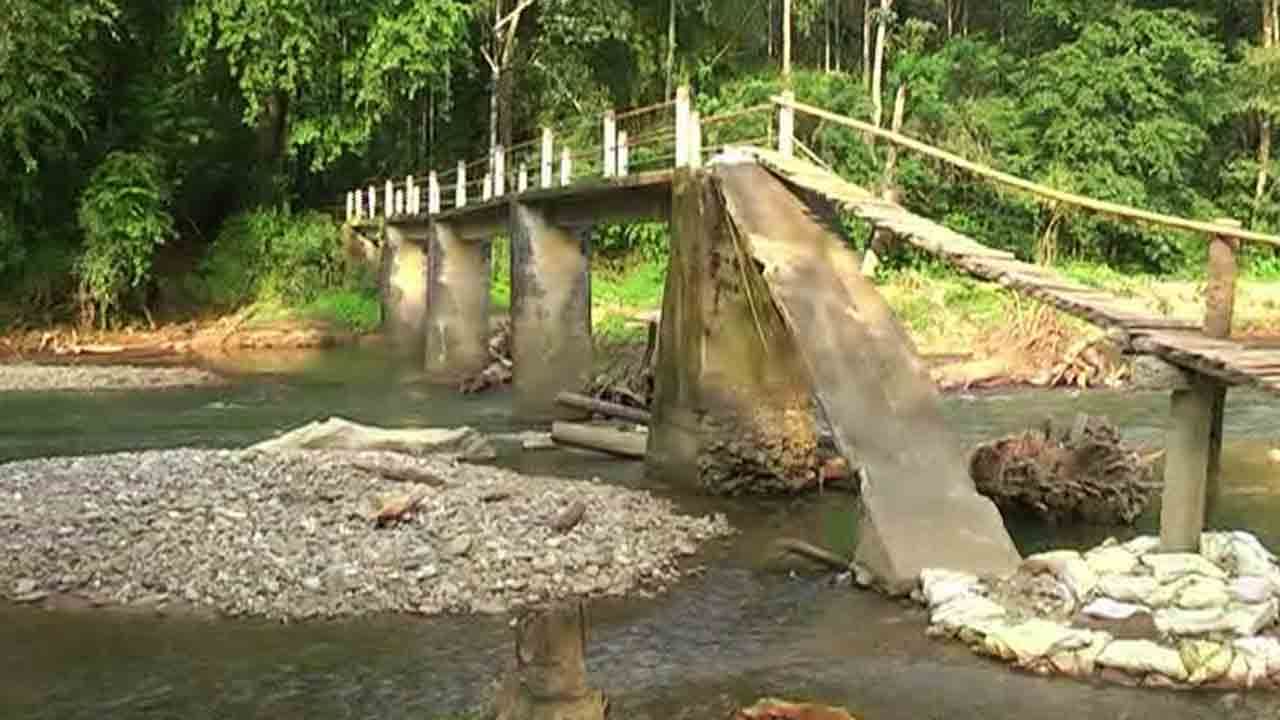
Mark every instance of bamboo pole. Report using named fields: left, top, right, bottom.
left=772, top=95, right=1280, bottom=248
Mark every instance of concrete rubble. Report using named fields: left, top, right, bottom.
left=920, top=531, right=1280, bottom=690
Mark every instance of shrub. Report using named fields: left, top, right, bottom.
left=75, top=152, right=175, bottom=326
left=199, top=208, right=346, bottom=308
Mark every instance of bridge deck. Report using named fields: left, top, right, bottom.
left=745, top=147, right=1280, bottom=396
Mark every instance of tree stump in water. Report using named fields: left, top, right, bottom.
left=495, top=602, right=607, bottom=720
left=968, top=414, right=1158, bottom=525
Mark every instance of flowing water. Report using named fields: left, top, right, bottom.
left=2, top=347, right=1280, bottom=718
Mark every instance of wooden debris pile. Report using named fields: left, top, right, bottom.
left=459, top=319, right=513, bottom=394
left=968, top=414, right=1160, bottom=525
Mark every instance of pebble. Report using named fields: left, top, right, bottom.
left=0, top=363, right=220, bottom=393
left=0, top=448, right=731, bottom=620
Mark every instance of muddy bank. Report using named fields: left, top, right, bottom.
left=0, top=449, right=731, bottom=620
left=0, top=363, right=222, bottom=392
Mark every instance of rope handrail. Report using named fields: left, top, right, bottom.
left=772, top=94, right=1280, bottom=249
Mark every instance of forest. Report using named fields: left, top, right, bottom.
left=1, top=0, right=1278, bottom=329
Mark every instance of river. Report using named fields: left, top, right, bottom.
left=2, top=346, right=1279, bottom=718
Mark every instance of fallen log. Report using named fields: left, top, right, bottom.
left=774, top=538, right=851, bottom=572
left=555, top=391, right=652, bottom=425
left=550, top=422, right=647, bottom=460
left=968, top=413, right=1158, bottom=525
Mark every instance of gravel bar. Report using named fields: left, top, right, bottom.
left=0, top=449, right=732, bottom=620
left=0, top=363, right=220, bottom=392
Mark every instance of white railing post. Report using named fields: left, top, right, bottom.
left=675, top=85, right=691, bottom=168
left=494, top=145, right=506, bottom=197
left=429, top=171, right=441, bottom=214
left=617, top=131, right=630, bottom=176
left=405, top=175, right=415, bottom=214
left=690, top=112, right=703, bottom=168
left=345, top=191, right=354, bottom=221
left=369, top=185, right=377, bottom=218
left=603, top=110, right=617, bottom=178
left=395, top=188, right=405, bottom=216
left=778, top=91, right=795, bottom=158
left=384, top=180, right=393, bottom=218
left=561, top=148, right=572, bottom=186
left=541, top=128, right=554, bottom=189
left=518, top=162, right=529, bottom=193
left=483, top=173, right=493, bottom=201
left=456, top=161, right=467, bottom=207
left=354, top=189, right=363, bottom=220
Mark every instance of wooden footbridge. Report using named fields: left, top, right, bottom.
left=345, top=86, right=1280, bottom=581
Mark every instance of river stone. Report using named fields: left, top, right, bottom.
left=1082, top=598, right=1148, bottom=620
left=1096, top=639, right=1190, bottom=682
left=1085, top=545, right=1140, bottom=577
left=1180, top=640, right=1234, bottom=685
left=13, top=578, right=37, bottom=596
left=920, top=568, right=981, bottom=607
left=1141, top=553, right=1227, bottom=583
left=445, top=536, right=473, bottom=558
left=1022, top=551, right=1097, bottom=601
left=251, top=417, right=487, bottom=455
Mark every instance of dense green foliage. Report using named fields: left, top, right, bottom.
left=0, top=0, right=1277, bottom=328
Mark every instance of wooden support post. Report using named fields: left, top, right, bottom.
left=779, top=90, right=796, bottom=158
left=354, top=190, right=362, bottom=220
left=541, top=128, right=554, bottom=189
left=494, top=145, right=506, bottom=197
left=384, top=181, right=393, bottom=219
left=429, top=172, right=441, bottom=214
left=617, top=131, right=629, bottom=176
left=394, top=189, right=404, bottom=217
left=346, top=192, right=354, bottom=221
left=456, top=161, right=467, bottom=207
left=1205, top=218, right=1240, bottom=520
left=484, top=173, right=493, bottom=202
left=406, top=175, right=416, bottom=214
left=561, top=148, right=572, bottom=186
left=603, top=110, right=618, bottom=178
left=518, top=162, right=529, bottom=193
left=675, top=86, right=691, bottom=168
left=369, top=185, right=377, bottom=218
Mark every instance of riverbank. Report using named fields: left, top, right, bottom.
left=0, top=448, right=731, bottom=620
left=0, top=363, right=223, bottom=392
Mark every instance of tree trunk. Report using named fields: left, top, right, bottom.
left=881, top=83, right=907, bottom=189
left=946, top=0, right=954, bottom=39
left=255, top=91, right=289, bottom=164
left=862, top=0, right=872, bottom=91
left=871, top=0, right=892, bottom=129
left=1258, top=0, right=1276, bottom=208
left=834, top=0, right=842, bottom=72
left=824, top=0, right=831, bottom=72
left=551, top=422, right=648, bottom=459
left=666, top=0, right=677, bottom=100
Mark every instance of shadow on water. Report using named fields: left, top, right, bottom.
left=2, top=346, right=1280, bottom=718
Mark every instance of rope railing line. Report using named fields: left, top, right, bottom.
left=700, top=103, right=773, bottom=127
left=773, top=94, right=1280, bottom=249
left=614, top=98, right=677, bottom=121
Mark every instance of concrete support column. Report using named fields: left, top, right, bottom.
left=424, top=222, right=491, bottom=380
left=648, top=169, right=817, bottom=492
left=1160, top=378, right=1218, bottom=552
left=510, top=203, right=592, bottom=419
left=379, top=225, right=429, bottom=349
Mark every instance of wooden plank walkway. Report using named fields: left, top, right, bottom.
left=742, top=147, right=1280, bottom=396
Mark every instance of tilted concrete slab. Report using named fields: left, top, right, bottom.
left=713, top=161, right=1020, bottom=593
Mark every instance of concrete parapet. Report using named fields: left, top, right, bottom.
left=509, top=203, right=593, bottom=419
left=424, top=221, right=491, bottom=380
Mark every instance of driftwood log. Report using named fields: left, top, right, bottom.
left=495, top=602, right=607, bottom=720
left=555, top=392, right=651, bottom=425
left=968, top=414, right=1159, bottom=525
left=551, top=422, right=647, bottom=460
left=351, top=460, right=446, bottom=487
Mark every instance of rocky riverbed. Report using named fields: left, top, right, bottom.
left=0, top=362, right=221, bottom=392
left=0, top=449, right=731, bottom=620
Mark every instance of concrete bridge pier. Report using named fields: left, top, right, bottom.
left=509, top=203, right=593, bottom=419
left=378, top=224, right=429, bottom=348
left=648, top=170, right=819, bottom=493
left=424, top=221, right=492, bottom=380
